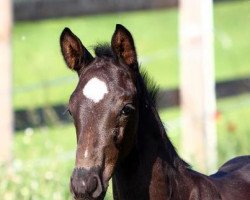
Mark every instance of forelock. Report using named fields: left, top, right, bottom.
left=94, top=43, right=114, bottom=58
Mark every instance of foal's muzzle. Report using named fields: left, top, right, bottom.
left=70, top=167, right=104, bottom=200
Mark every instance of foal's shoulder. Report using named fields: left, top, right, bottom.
left=218, top=155, right=250, bottom=172
left=209, top=156, right=250, bottom=199
left=210, top=155, right=250, bottom=179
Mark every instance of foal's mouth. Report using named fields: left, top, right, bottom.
left=73, top=193, right=105, bottom=200
left=71, top=185, right=107, bottom=200
left=71, top=186, right=106, bottom=200
left=70, top=167, right=107, bottom=200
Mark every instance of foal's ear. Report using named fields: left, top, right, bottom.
left=111, top=24, right=138, bottom=70
left=60, top=28, right=93, bottom=74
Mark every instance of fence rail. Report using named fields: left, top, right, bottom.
left=14, top=0, right=178, bottom=21
left=15, top=77, right=250, bottom=131
left=157, top=77, right=250, bottom=109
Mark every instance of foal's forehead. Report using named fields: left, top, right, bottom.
left=75, top=58, right=136, bottom=101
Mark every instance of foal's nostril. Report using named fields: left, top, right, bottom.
left=70, top=176, right=87, bottom=198
left=90, top=175, right=103, bottom=198
left=87, top=176, right=98, bottom=194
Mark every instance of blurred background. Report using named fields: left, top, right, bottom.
left=1, top=0, right=250, bottom=199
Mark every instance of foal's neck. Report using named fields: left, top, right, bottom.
left=112, top=74, right=222, bottom=200
left=112, top=76, right=191, bottom=199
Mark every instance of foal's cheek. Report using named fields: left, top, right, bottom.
left=102, top=146, right=119, bottom=183
left=121, top=117, right=137, bottom=152
left=115, top=127, right=125, bottom=144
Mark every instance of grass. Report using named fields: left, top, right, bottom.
left=1, top=125, right=112, bottom=200
left=13, top=0, right=250, bottom=109
left=214, top=1, right=250, bottom=80
left=1, top=126, right=75, bottom=200
left=216, top=94, right=250, bottom=165
left=160, top=94, right=250, bottom=168
left=13, top=8, right=178, bottom=108
left=1, top=93, right=250, bottom=199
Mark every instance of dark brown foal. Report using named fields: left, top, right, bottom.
left=60, top=24, right=250, bottom=200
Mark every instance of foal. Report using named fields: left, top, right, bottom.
left=60, top=24, right=250, bottom=200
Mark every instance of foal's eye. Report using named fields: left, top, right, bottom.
left=66, top=108, right=72, bottom=116
left=64, top=107, right=72, bottom=116
left=121, top=104, right=135, bottom=116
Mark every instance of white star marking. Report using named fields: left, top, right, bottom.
left=83, top=77, right=108, bottom=103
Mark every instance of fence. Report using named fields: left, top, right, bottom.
left=14, top=77, right=250, bottom=131
left=14, top=0, right=178, bottom=21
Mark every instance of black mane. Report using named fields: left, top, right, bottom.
left=93, top=44, right=188, bottom=170
left=140, top=70, right=159, bottom=107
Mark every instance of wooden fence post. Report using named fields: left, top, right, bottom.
left=179, top=0, right=217, bottom=172
left=0, top=0, right=13, bottom=164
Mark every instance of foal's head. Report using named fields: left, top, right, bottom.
left=60, top=25, right=140, bottom=199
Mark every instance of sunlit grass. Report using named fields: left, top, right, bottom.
left=2, top=125, right=112, bottom=200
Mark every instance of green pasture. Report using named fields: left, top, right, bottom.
left=2, top=93, right=250, bottom=199
left=13, top=0, right=250, bottom=109
left=4, top=0, right=250, bottom=199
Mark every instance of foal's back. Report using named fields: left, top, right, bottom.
left=210, top=156, right=250, bottom=199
